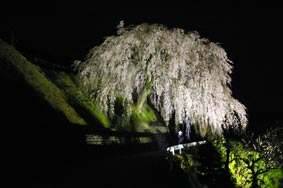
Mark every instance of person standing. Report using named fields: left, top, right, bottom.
left=177, top=130, right=183, bottom=144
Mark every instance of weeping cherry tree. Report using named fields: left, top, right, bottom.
left=74, top=22, right=247, bottom=136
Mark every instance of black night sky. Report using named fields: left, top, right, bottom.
left=1, top=2, right=283, bottom=187
left=1, top=2, right=283, bottom=130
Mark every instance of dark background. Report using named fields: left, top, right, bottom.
left=1, top=2, right=283, bottom=131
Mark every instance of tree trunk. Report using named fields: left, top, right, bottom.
left=251, top=165, right=259, bottom=188
left=135, top=55, right=154, bottom=113
left=225, top=145, right=230, bottom=171
left=251, top=174, right=258, bottom=188
left=136, top=70, right=153, bottom=113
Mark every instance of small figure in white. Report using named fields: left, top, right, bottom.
left=177, top=130, right=183, bottom=144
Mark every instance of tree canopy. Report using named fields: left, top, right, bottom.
left=74, top=22, right=247, bottom=136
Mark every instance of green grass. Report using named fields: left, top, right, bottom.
left=132, top=104, right=156, bottom=124
left=0, top=39, right=85, bottom=125
left=43, top=70, right=110, bottom=128
left=131, top=103, right=167, bottom=133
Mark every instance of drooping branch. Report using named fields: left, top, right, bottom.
left=75, top=23, right=247, bottom=135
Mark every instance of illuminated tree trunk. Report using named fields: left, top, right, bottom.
left=135, top=55, right=154, bottom=114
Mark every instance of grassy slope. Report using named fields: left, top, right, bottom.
left=43, top=70, right=110, bottom=128
left=0, top=38, right=109, bottom=127
left=0, top=38, right=166, bottom=133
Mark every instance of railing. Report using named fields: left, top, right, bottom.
left=30, top=56, right=74, bottom=72
left=21, top=52, right=74, bottom=73
left=166, top=140, right=207, bottom=155
left=85, top=134, right=153, bottom=145
left=73, top=126, right=156, bottom=146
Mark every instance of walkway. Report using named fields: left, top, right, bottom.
left=1, top=130, right=205, bottom=187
